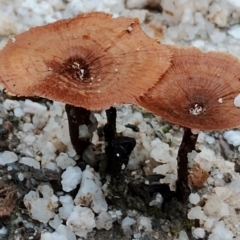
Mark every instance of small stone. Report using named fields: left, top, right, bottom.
left=223, top=130, right=240, bottom=146
left=178, top=230, right=189, bottom=240
left=192, top=228, right=205, bottom=239
left=3, top=99, right=20, bottom=110
left=121, top=216, right=136, bottom=235
left=189, top=193, right=200, bottom=205
left=228, top=25, right=240, bottom=39
left=229, top=0, right=240, bottom=7
left=19, top=157, right=40, bottom=169
left=56, top=153, right=76, bottom=169
left=214, top=187, right=232, bottom=200
left=203, top=197, right=230, bottom=219
left=14, top=107, right=24, bottom=118
left=61, top=166, right=82, bottom=192
left=188, top=206, right=206, bottom=220
left=0, top=151, right=18, bottom=165
left=95, top=212, right=112, bottom=230
left=137, top=216, right=152, bottom=232
left=66, top=206, right=96, bottom=239
left=23, top=99, right=47, bottom=114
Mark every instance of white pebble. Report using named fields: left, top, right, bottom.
left=178, top=230, right=189, bottom=240
left=0, top=151, right=18, bottom=165
left=121, top=216, right=136, bottom=235
left=19, top=157, right=40, bottom=169
left=56, top=153, right=76, bottom=169
left=18, top=172, right=24, bottom=181
left=189, top=193, right=200, bottom=205
left=209, top=221, right=233, bottom=240
left=59, top=195, right=74, bottom=220
left=23, top=99, right=47, bottom=114
left=95, top=212, right=113, bottom=230
left=223, top=130, right=240, bottom=146
left=24, top=187, right=58, bottom=223
left=137, top=216, right=152, bottom=232
left=41, top=232, right=53, bottom=240
left=7, top=165, right=12, bottom=171
left=229, top=0, right=240, bottom=7
left=192, top=228, right=205, bottom=239
left=228, top=25, right=240, bottom=39
left=3, top=99, right=20, bottom=110
left=214, top=187, right=232, bottom=200
left=61, top=166, right=82, bottom=192
left=49, top=214, right=62, bottom=230
left=66, top=206, right=96, bottom=239
left=74, top=166, right=107, bottom=214
left=153, top=164, right=170, bottom=175
left=43, top=117, right=59, bottom=132
left=41, top=232, right=67, bottom=240
left=14, top=107, right=24, bottom=118
left=203, top=218, right=215, bottom=232
left=56, top=224, right=76, bottom=240
left=205, top=135, right=215, bottom=145
left=203, top=197, right=230, bottom=219
left=23, top=135, right=36, bottom=145
left=22, top=123, right=34, bottom=132
left=0, top=226, right=7, bottom=235
left=188, top=206, right=206, bottom=220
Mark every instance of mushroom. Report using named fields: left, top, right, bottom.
left=137, top=46, right=240, bottom=200
left=0, top=12, right=171, bottom=111
left=137, top=46, right=240, bottom=131
left=0, top=12, right=172, bottom=173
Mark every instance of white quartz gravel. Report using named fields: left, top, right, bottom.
left=189, top=193, right=200, bottom=205
left=0, top=151, right=18, bottom=165
left=23, top=184, right=58, bottom=223
left=61, top=166, right=82, bottom=192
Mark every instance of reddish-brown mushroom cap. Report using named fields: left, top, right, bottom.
left=0, top=12, right=171, bottom=110
left=138, top=46, right=240, bottom=130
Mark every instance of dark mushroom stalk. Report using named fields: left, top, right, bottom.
left=176, top=128, right=198, bottom=201
left=137, top=46, right=240, bottom=201
left=65, top=104, right=96, bottom=169
left=101, top=107, right=136, bottom=176
left=65, top=104, right=136, bottom=176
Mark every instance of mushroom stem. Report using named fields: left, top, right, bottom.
left=103, top=107, right=136, bottom=175
left=176, top=127, right=198, bottom=201
left=104, top=107, right=117, bottom=143
left=103, top=107, right=117, bottom=174
left=65, top=104, right=92, bottom=169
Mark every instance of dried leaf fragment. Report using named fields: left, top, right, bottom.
left=188, top=163, right=209, bottom=188
left=0, top=181, right=18, bottom=218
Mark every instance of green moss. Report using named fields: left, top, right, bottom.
left=162, top=124, right=171, bottom=134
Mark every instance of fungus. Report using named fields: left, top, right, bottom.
left=138, top=46, right=240, bottom=130
left=138, top=46, right=240, bottom=200
left=0, top=12, right=171, bottom=111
